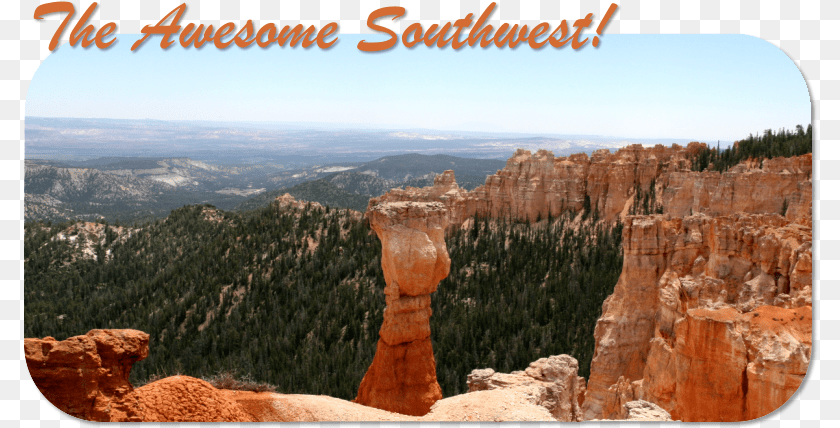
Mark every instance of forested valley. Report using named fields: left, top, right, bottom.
left=24, top=201, right=623, bottom=399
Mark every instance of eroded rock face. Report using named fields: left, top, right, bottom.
left=744, top=305, right=812, bottom=420
left=659, top=305, right=812, bottom=422
left=673, top=307, right=750, bottom=421
left=370, top=147, right=811, bottom=227
left=467, top=354, right=586, bottom=421
left=659, top=153, right=812, bottom=224
left=355, top=201, right=450, bottom=416
left=600, top=376, right=643, bottom=420
left=370, top=149, right=811, bottom=422
left=24, top=329, right=149, bottom=422
left=582, top=214, right=812, bottom=421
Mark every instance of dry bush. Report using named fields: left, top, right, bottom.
left=202, top=370, right=278, bottom=393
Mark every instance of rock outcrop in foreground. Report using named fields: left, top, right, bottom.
left=25, top=330, right=255, bottom=422
left=136, top=376, right=255, bottom=422
left=27, top=329, right=590, bottom=422
left=25, top=329, right=149, bottom=422
left=354, top=201, right=450, bottom=416
left=582, top=213, right=812, bottom=421
left=466, top=355, right=586, bottom=421
left=618, top=400, right=673, bottom=421
left=225, top=354, right=589, bottom=422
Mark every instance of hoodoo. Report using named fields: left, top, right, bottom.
left=354, top=201, right=451, bottom=416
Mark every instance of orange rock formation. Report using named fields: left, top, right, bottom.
left=24, top=329, right=149, bottom=421
left=354, top=201, right=450, bottom=416
left=369, top=146, right=811, bottom=227
left=659, top=153, right=812, bottom=222
left=136, top=376, right=256, bottom=422
left=582, top=213, right=812, bottom=421
left=368, top=146, right=811, bottom=422
left=25, top=330, right=256, bottom=422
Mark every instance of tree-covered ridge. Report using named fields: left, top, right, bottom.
left=26, top=203, right=386, bottom=398
left=690, top=125, right=812, bottom=172
left=25, top=203, right=622, bottom=400
left=235, top=171, right=492, bottom=213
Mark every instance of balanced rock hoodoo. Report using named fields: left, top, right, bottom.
left=354, top=201, right=450, bottom=416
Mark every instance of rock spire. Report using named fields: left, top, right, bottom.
left=354, top=201, right=450, bottom=416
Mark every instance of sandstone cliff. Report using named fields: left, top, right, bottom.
left=659, top=153, right=812, bottom=223
left=369, top=145, right=811, bottom=227
left=581, top=213, right=812, bottom=421
left=354, top=201, right=450, bottom=416
left=366, top=146, right=811, bottom=422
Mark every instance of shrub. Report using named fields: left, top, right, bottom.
left=202, top=370, right=278, bottom=393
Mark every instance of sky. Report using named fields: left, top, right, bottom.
left=26, top=33, right=811, bottom=142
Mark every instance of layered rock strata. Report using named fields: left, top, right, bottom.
left=24, top=329, right=149, bottom=422
left=466, top=354, right=586, bottom=421
left=659, top=154, right=812, bottom=222
left=369, top=146, right=811, bottom=227
left=582, top=213, right=812, bottom=421
left=354, top=201, right=451, bottom=416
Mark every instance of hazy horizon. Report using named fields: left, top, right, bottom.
left=26, top=34, right=810, bottom=142
left=25, top=114, right=718, bottom=143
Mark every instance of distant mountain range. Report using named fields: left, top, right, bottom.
left=236, top=154, right=504, bottom=212
left=25, top=154, right=505, bottom=222
left=25, top=160, right=253, bottom=223
left=26, top=117, right=698, bottom=165
left=33, top=157, right=281, bottom=193
left=235, top=170, right=490, bottom=213
left=266, top=153, right=504, bottom=187
left=25, top=117, right=696, bottom=222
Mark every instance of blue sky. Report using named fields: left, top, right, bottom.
left=26, top=34, right=810, bottom=141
